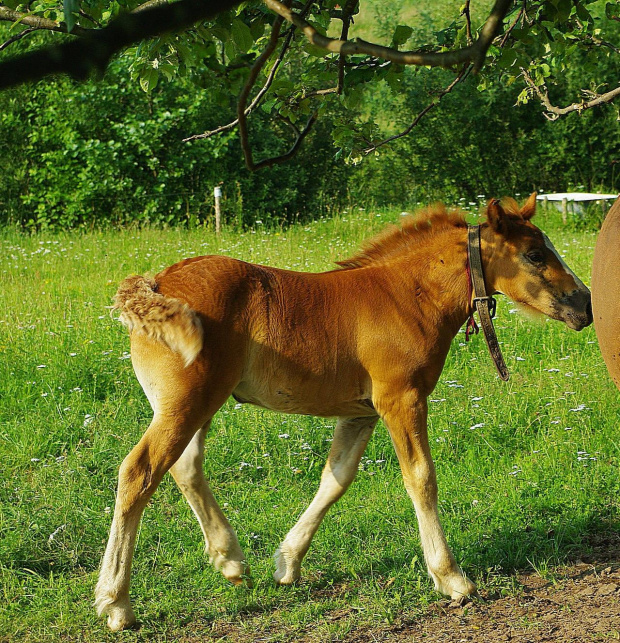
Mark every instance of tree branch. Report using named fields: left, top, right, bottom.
left=132, top=0, right=174, bottom=14
left=499, top=3, right=525, bottom=48
left=237, top=14, right=298, bottom=171
left=249, top=111, right=318, bottom=171
left=184, top=0, right=315, bottom=143
left=222, top=0, right=320, bottom=171
left=337, top=0, right=358, bottom=94
left=0, top=0, right=245, bottom=89
left=0, top=4, right=93, bottom=36
left=521, top=69, right=620, bottom=120
left=461, top=0, right=473, bottom=46
left=363, top=64, right=472, bottom=154
left=263, top=0, right=512, bottom=72
left=580, top=32, right=620, bottom=55
left=0, top=26, right=37, bottom=52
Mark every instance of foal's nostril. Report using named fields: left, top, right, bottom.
left=586, top=300, right=593, bottom=325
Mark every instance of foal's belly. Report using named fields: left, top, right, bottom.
left=231, top=381, right=376, bottom=418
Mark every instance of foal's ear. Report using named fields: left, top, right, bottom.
left=520, top=192, right=537, bottom=220
left=486, top=198, right=508, bottom=232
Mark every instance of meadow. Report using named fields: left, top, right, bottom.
left=1, top=203, right=619, bottom=642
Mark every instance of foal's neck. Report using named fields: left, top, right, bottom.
left=396, top=226, right=472, bottom=334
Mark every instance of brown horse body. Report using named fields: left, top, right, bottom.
left=592, top=197, right=620, bottom=390
left=96, top=196, right=592, bottom=630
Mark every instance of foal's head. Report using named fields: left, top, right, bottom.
left=482, top=194, right=592, bottom=331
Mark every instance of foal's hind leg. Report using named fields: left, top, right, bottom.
left=169, top=423, right=248, bottom=584
left=94, top=410, right=207, bottom=631
left=274, top=416, right=377, bottom=584
left=95, top=337, right=240, bottom=631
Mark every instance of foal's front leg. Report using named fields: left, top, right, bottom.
left=274, top=415, right=378, bottom=584
left=377, top=390, right=476, bottom=600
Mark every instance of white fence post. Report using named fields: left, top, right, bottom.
left=214, top=185, right=222, bottom=234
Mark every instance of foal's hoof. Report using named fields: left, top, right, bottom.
left=106, top=606, right=138, bottom=632
left=95, top=591, right=137, bottom=632
left=431, top=569, right=477, bottom=601
left=212, top=554, right=252, bottom=587
left=273, top=546, right=301, bottom=585
left=228, top=571, right=254, bottom=588
left=450, top=577, right=477, bottom=601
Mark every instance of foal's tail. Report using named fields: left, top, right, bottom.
left=112, top=275, right=203, bottom=367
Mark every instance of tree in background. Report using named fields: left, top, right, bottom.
left=0, top=1, right=618, bottom=229
left=1, top=1, right=618, bottom=167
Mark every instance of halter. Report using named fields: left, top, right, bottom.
left=466, top=224, right=510, bottom=381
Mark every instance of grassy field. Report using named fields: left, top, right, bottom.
left=1, top=204, right=619, bottom=642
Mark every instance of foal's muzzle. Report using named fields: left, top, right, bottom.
left=560, top=289, right=593, bottom=331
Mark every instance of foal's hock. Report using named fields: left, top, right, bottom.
left=96, top=195, right=592, bottom=631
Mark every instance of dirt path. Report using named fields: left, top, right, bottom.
left=357, top=562, right=620, bottom=642
left=198, top=561, right=620, bottom=643
left=333, top=531, right=620, bottom=643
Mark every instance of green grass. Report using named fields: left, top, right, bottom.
left=1, top=204, right=619, bottom=642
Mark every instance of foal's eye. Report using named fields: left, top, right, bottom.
left=526, top=250, right=545, bottom=264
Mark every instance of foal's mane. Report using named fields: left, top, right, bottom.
left=337, top=204, right=468, bottom=269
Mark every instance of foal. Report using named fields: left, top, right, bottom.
left=96, top=195, right=592, bottom=630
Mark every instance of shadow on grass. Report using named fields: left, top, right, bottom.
left=6, top=512, right=620, bottom=587
left=299, top=511, right=620, bottom=597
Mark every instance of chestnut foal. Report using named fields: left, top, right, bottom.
left=96, top=195, right=592, bottom=630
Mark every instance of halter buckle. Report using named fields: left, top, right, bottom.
left=473, top=295, right=497, bottom=319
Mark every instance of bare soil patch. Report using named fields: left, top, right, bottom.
left=185, top=560, right=620, bottom=643
left=355, top=563, right=620, bottom=643
left=345, top=530, right=620, bottom=643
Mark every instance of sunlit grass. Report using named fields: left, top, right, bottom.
left=0, top=205, right=618, bottom=642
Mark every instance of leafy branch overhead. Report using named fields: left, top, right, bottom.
left=0, top=0, right=619, bottom=170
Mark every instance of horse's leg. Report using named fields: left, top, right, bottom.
left=94, top=410, right=207, bottom=631
left=168, top=422, right=248, bottom=584
left=274, top=415, right=378, bottom=585
left=376, top=390, right=476, bottom=600
left=95, top=335, right=241, bottom=631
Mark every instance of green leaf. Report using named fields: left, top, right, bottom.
left=392, top=25, right=413, bottom=47
left=575, top=1, right=592, bottom=23
left=139, top=68, right=159, bottom=93
left=302, top=42, right=331, bottom=58
left=497, top=48, right=518, bottom=69
left=231, top=18, right=254, bottom=54
left=341, top=86, right=363, bottom=110
left=63, top=0, right=79, bottom=33
left=224, top=39, right=237, bottom=62
left=516, top=87, right=531, bottom=105
left=555, top=0, right=573, bottom=22
left=159, top=63, right=176, bottom=81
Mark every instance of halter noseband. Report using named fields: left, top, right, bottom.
left=466, top=224, right=510, bottom=382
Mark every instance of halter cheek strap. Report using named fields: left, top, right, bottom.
left=466, top=224, right=510, bottom=382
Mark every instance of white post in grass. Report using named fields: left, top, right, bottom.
left=562, top=197, right=568, bottom=225
left=214, top=185, right=222, bottom=235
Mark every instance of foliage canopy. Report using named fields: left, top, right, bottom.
left=1, top=0, right=619, bottom=167
left=0, top=1, right=619, bottom=229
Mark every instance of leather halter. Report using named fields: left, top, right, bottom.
left=466, top=224, right=510, bottom=381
